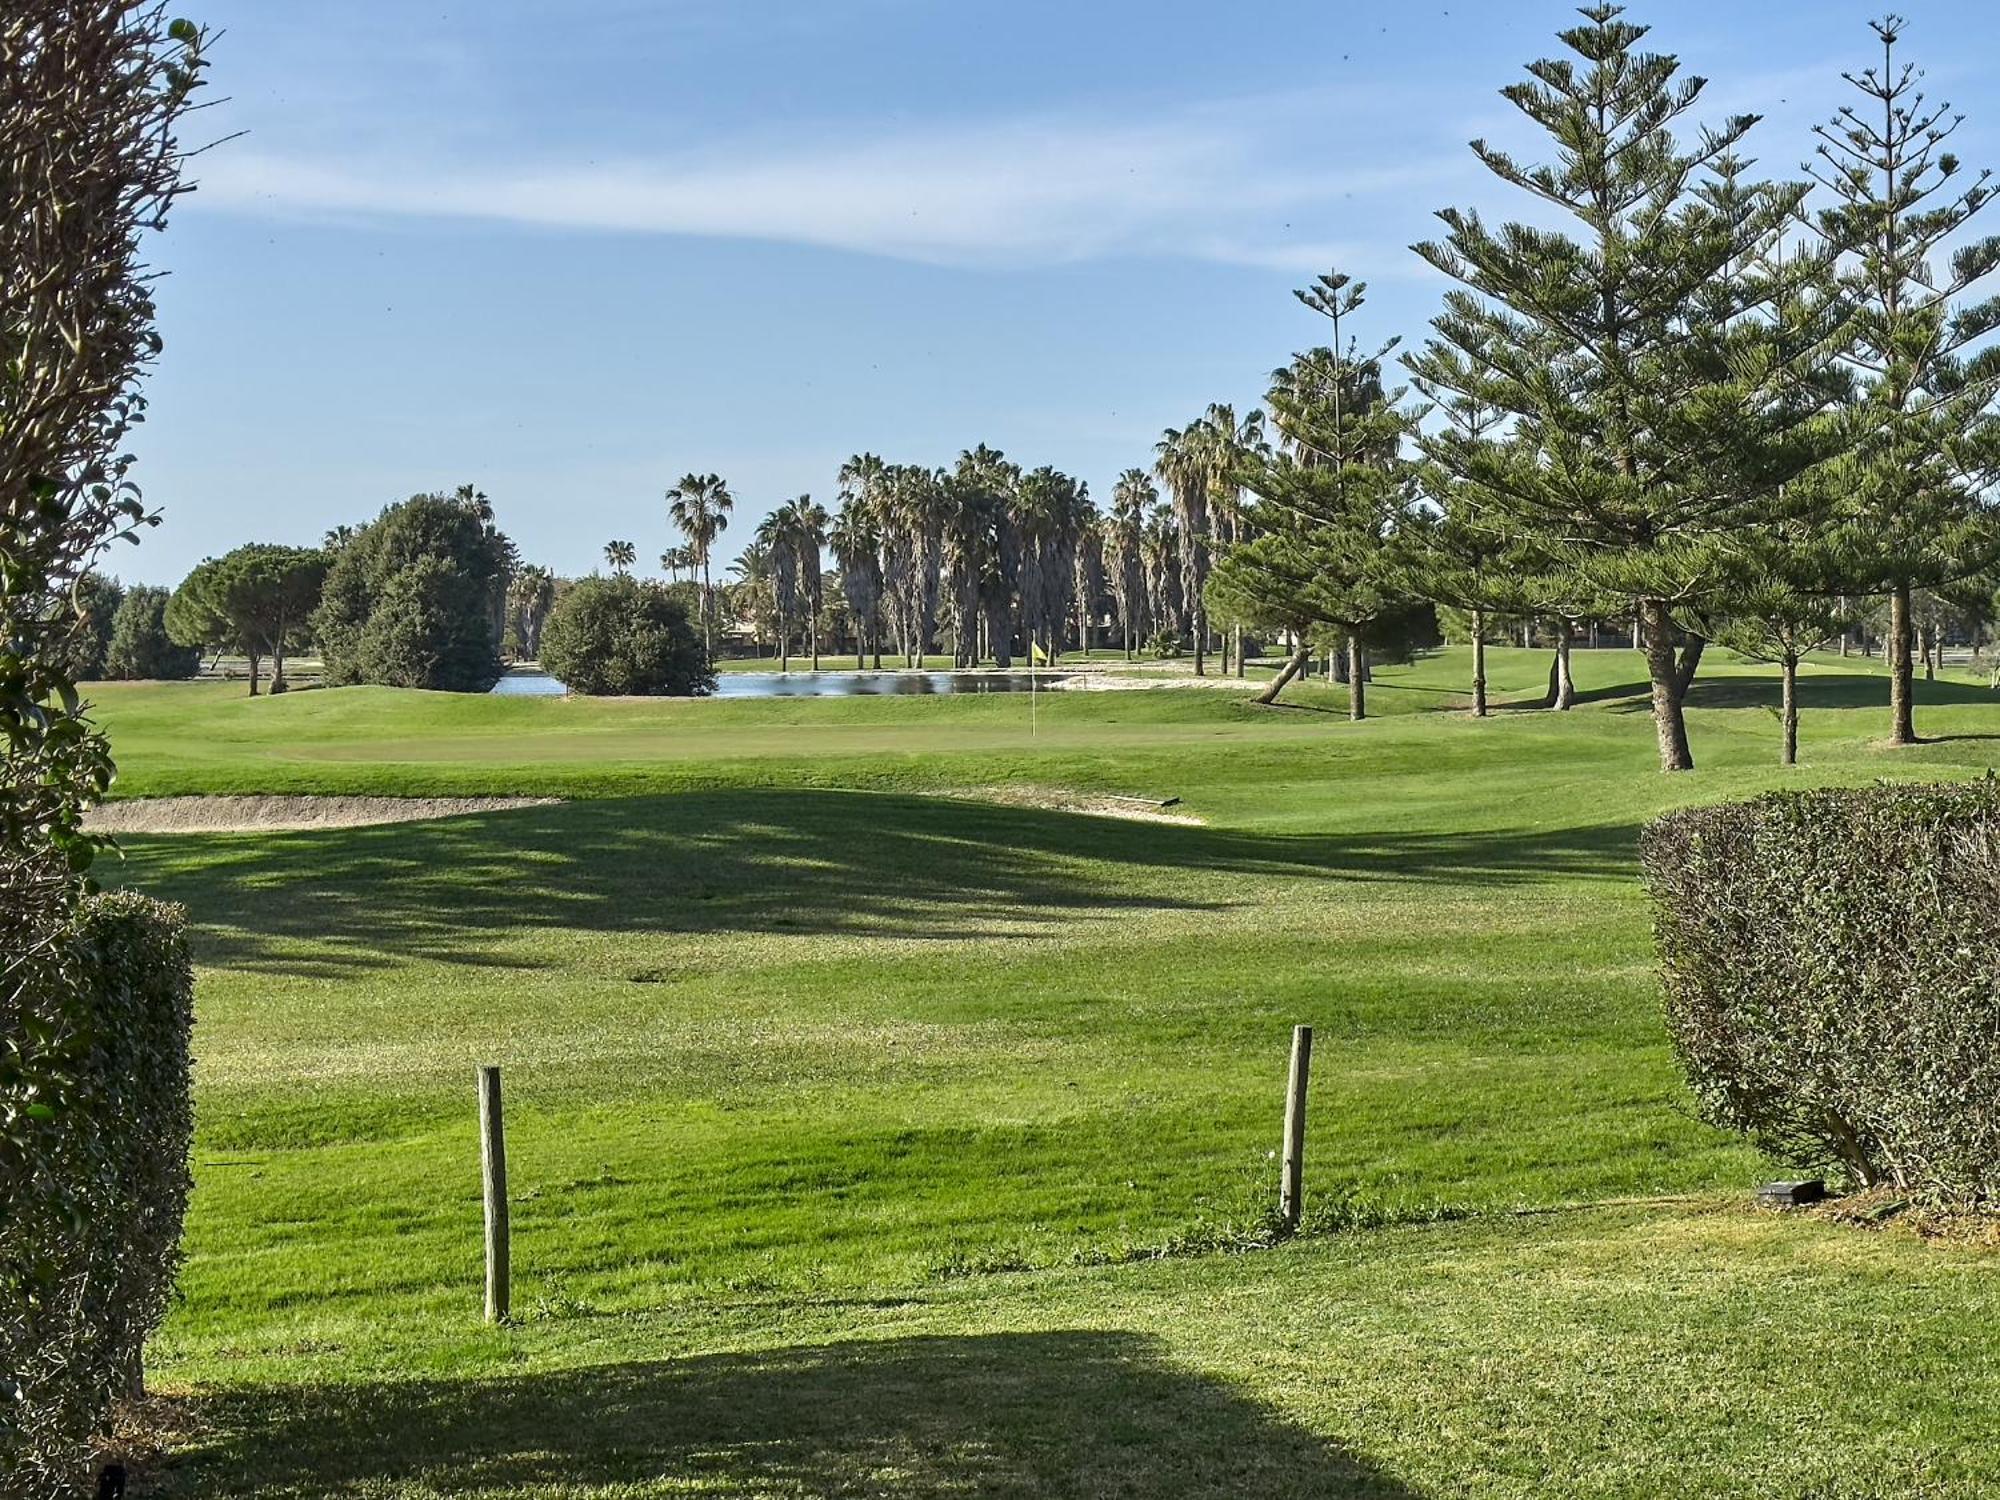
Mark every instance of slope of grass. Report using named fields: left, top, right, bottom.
left=90, top=646, right=2000, bottom=1496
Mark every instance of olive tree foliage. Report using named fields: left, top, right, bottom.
left=0, top=3, right=209, bottom=1486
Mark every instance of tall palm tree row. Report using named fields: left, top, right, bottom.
left=726, top=439, right=1265, bottom=670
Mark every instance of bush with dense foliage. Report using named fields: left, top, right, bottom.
left=105, top=584, right=200, bottom=681
left=2, top=6, right=207, bottom=1488
left=0, top=892, right=194, bottom=1492
left=540, top=574, right=715, bottom=696
left=315, top=494, right=510, bottom=692
left=1643, top=781, right=2000, bottom=1202
left=43, top=572, right=124, bottom=683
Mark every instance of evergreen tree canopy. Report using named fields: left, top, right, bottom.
left=1406, top=3, right=1855, bottom=770
left=1809, top=14, right=2000, bottom=744
left=165, top=544, right=327, bottom=695
left=314, top=493, right=510, bottom=692
left=104, top=585, right=198, bottom=681
left=1208, top=274, right=1419, bottom=715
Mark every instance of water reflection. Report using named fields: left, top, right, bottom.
left=491, top=670, right=1061, bottom=698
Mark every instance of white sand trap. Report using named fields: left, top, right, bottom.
left=1044, top=673, right=1261, bottom=692
left=86, top=794, right=560, bottom=834
left=938, top=785, right=1205, bottom=825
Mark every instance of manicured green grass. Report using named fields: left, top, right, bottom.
left=91, top=646, right=2000, bottom=1496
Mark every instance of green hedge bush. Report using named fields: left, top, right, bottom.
left=0, top=892, right=194, bottom=1493
left=1642, top=780, right=2000, bottom=1202
left=540, top=574, right=715, bottom=696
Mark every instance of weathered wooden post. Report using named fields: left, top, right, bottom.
left=478, top=1064, right=510, bottom=1323
left=1280, top=1025, right=1312, bottom=1232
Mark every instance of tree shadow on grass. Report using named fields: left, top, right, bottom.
left=1578, top=672, right=1999, bottom=714
left=105, top=790, right=1640, bottom=974
left=172, top=1331, right=1423, bottom=1499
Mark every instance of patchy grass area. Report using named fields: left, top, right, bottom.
left=92, top=646, right=2000, bottom=1496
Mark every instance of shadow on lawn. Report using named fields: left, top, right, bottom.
left=107, top=789, right=1639, bottom=973
left=172, top=1330, right=1422, bottom=1499
left=1574, top=671, right=1998, bottom=713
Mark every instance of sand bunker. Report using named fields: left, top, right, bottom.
left=86, top=795, right=560, bottom=835
left=1045, top=673, right=1261, bottom=692
left=938, top=785, right=1204, bottom=825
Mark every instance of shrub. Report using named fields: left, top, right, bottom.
left=44, top=572, right=124, bottom=683
left=104, top=585, right=199, bottom=680
left=0, top=892, right=195, bottom=1491
left=1642, top=780, right=2000, bottom=1202
left=315, top=494, right=508, bottom=692
left=540, top=575, right=715, bottom=696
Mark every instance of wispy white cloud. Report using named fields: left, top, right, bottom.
left=191, top=102, right=1470, bottom=272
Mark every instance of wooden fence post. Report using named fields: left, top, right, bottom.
left=1280, top=1025, right=1312, bottom=1232
left=478, top=1064, right=510, bottom=1323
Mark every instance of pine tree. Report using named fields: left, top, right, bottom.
left=1209, top=274, right=1415, bottom=716
left=1407, top=4, right=1852, bottom=771
left=1810, top=14, right=2000, bottom=745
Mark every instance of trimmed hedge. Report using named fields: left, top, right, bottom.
left=0, top=892, right=194, bottom=1494
left=1643, top=780, right=2000, bottom=1201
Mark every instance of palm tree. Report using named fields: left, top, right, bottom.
left=509, top=565, right=557, bottom=659
left=764, top=497, right=829, bottom=669
left=604, top=539, right=636, bottom=574
left=729, top=536, right=776, bottom=655
left=753, top=513, right=796, bottom=668
left=1154, top=424, right=1211, bottom=674
left=667, top=471, right=734, bottom=657
left=1142, top=502, right=1184, bottom=646
left=830, top=489, right=885, bottom=670
left=1109, top=470, right=1155, bottom=659
left=1199, top=403, right=1268, bottom=676
left=1013, top=466, right=1092, bottom=663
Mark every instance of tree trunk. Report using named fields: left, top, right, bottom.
left=1781, top=652, right=1799, bottom=767
left=270, top=638, right=288, bottom=695
left=702, top=558, right=713, bottom=661
left=1889, top=583, right=1916, bottom=745
left=1641, top=598, right=1694, bottom=772
left=1471, top=612, right=1488, bottom=718
left=1234, top=624, right=1246, bottom=678
left=1553, top=626, right=1575, bottom=710
left=1347, top=635, right=1365, bottom=722
left=1923, top=624, right=1937, bottom=681
left=246, top=651, right=262, bottom=697
left=1674, top=634, right=1705, bottom=700
left=1192, top=603, right=1206, bottom=676
left=1257, top=643, right=1311, bottom=706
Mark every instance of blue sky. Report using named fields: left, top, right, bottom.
left=127, top=0, right=2000, bottom=584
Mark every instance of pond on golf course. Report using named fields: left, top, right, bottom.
left=490, top=670, right=1059, bottom=698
